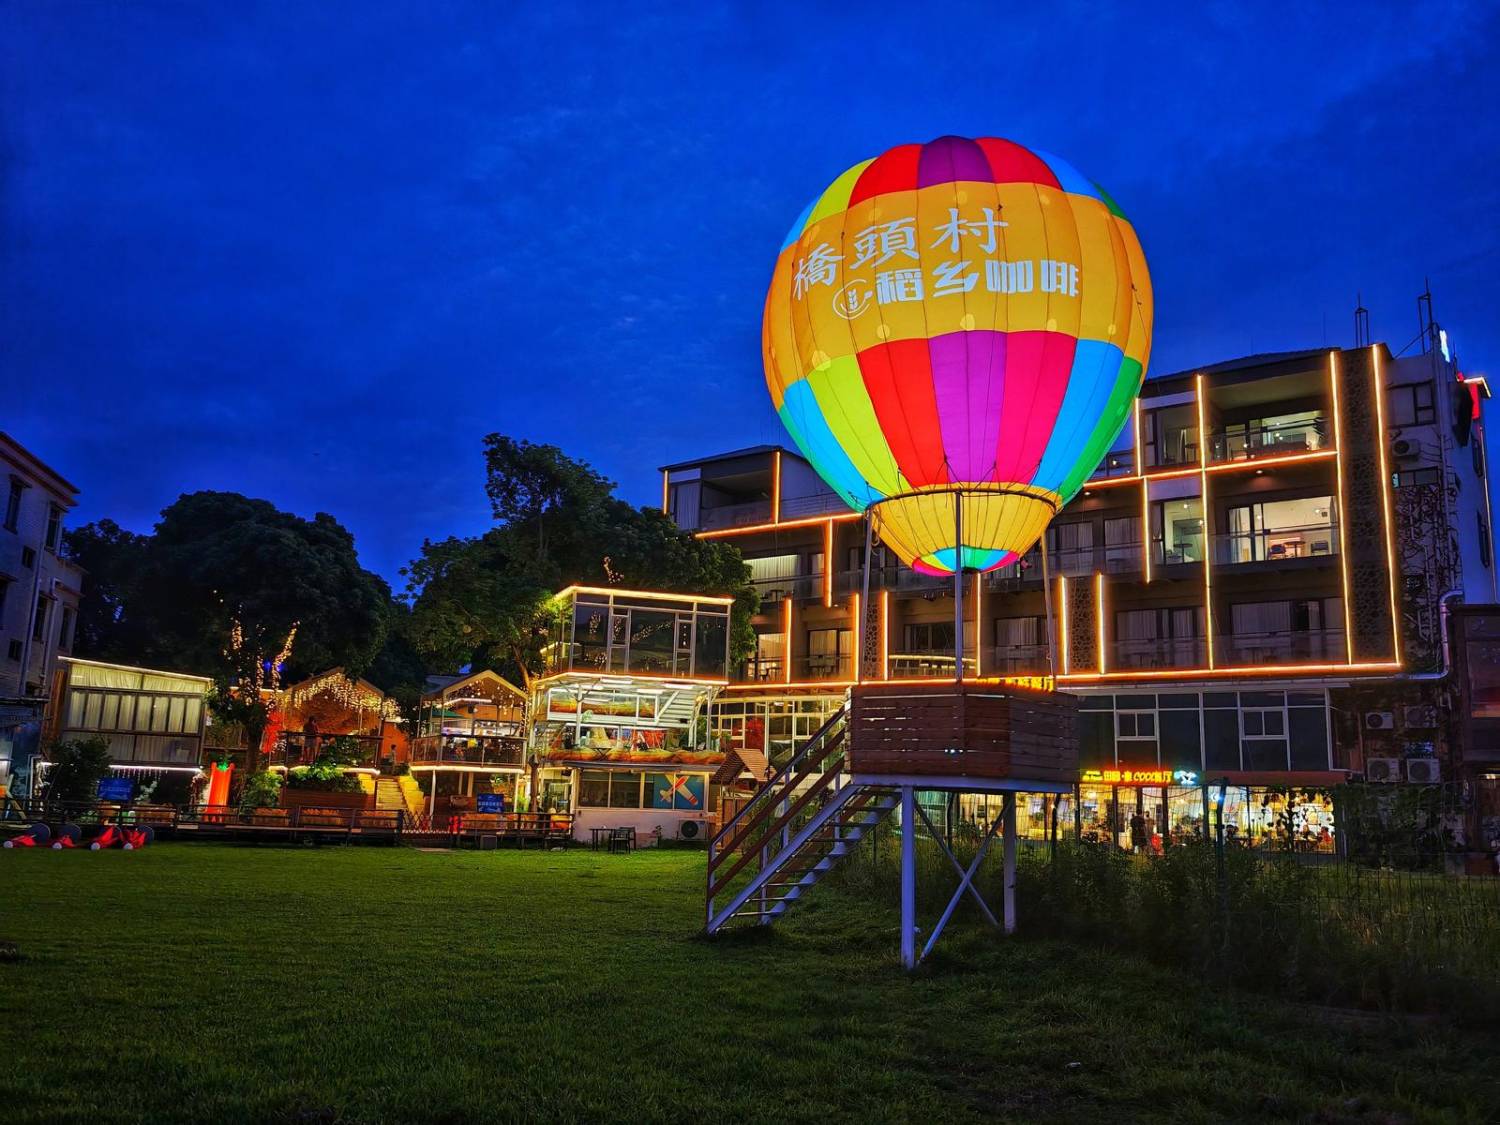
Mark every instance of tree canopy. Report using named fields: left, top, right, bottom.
left=405, top=437, right=754, bottom=684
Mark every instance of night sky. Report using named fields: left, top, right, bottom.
left=6, top=3, right=1499, bottom=584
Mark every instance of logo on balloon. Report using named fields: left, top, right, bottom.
left=832, top=282, right=874, bottom=320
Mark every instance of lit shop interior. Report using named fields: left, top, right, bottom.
left=528, top=587, right=731, bottom=836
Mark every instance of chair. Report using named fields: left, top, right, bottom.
left=608, top=826, right=634, bottom=853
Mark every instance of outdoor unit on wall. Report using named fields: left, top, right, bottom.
left=1406, top=759, right=1442, bottom=784
left=1365, top=757, right=1403, bottom=782
left=1364, top=711, right=1396, bottom=731
left=1391, top=437, right=1420, bottom=460
left=1403, top=705, right=1439, bottom=729
left=677, top=819, right=708, bottom=842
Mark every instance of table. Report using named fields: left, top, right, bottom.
left=589, top=826, right=613, bottom=851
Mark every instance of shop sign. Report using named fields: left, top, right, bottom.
left=1081, top=767, right=1199, bottom=786
left=475, top=793, right=505, bottom=814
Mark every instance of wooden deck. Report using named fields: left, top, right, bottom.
left=846, top=681, right=1077, bottom=785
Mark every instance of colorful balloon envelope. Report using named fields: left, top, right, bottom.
left=763, top=135, right=1152, bottom=575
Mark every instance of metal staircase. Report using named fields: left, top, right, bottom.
left=706, top=705, right=897, bottom=932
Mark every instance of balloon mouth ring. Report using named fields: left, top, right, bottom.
left=865, top=482, right=1061, bottom=513
left=865, top=484, right=1061, bottom=577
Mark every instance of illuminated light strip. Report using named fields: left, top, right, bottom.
left=1204, top=449, right=1337, bottom=473
left=973, top=571, right=983, bottom=677
left=1329, top=351, right=1355, bottom=662
left=1196, top=373, right=1214, bottom=669
left=551, top=585, right=735, bottom=606
left=1371, top=346, right=1403, bottom=667
left=266, top=765, right=380, bottom=776
left=661, top=470, right=669, bottom=514
left=1060, top=660, right=1401, bottom=683
left=1058, top=574, right=1070, bottom=676
left=724, top=680, right=854, bottom=692
left=1141, top=475, right=1152, bottom=584
left=696, top=512, right=863, bottom=539
left=58, top=655, right=213, bottom=685
left=880, top=589, right=890, bottom=681
left=851, top=591, right=862, bottom=682
left=532, top=670, right=729, bottom=690
left=783, top=597, right=793, bottom=685
left=408, top=763, right=526, bottom=774
left=1095, top=572, right=1107, bottom=674
left=771, top=450, right=782, bottom=524
left=823, top=520, right=834, bottom=606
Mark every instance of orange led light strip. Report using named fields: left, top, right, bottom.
left=696, top=512, right=862, bottom=539
left=880, top=589, right=890, bottom=680
left=552, top=585, right=735, bottom=606
left=973, top=570, right=983, bottom=677
left=1328, top=351, right=1355, bottom=662
left=782, top=597, right=793, bottom=685
left=1095, top=572, right=1107, bottom=674
left=822, top=520, right=834, bottom=606
left=660, top=470, right=669, bottom=514
left=1196, top=373, right=1214, bottom=669
left=771, top=450, right=782, bottom=524
left=1057, top=574, right=1070, bottom=675
left=851, top=591, right=862, bottom=682
left=1371, top=346, right=1403, bottom=667
left=1060, top=660, right=1401, bottom=683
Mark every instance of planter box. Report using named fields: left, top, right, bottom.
left=281, top=788, right=372, bottom=813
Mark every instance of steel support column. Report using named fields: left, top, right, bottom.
left=900, top=785, right=916, bottom=969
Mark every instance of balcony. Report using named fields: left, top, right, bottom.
left=270, top=733, right=382, bottom=771
left=1150, top=536, right=1206, bottom=568
left=1111, top=638, right=1208, bottom=671
left=1215, top=630, right=1346, bottom=664
left=1101, top=542, right=1144, bottom=575
left=1209, top=415, right=1329, bottom=464
left=751, top=572, right=822, bottom=602
left=1212, top=524, right=1338, bottom=566
left=779, top=492, right=850, bottom=520
left=986, top=643, right=1051, bottom=675
left=699, top=499, right=773, bottom=530
left=736, top=654, right=852, bottom=683
left=409, top=735, right=525, bottom=769
left=888, top=650, right=978, bottom=679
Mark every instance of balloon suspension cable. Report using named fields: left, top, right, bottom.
left=953, top=492, right=964, bottom=685
left=860, top=511, right=874, bottom=682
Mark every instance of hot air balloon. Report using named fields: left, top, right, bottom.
left=762, top=136, right=1152, bottom=577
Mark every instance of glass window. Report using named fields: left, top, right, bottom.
left=578, top=770, right=611, bottom=808
left=608, top=772, right=642, bottom=808
left=3, top=478, right=21, bottom=532
left=1466, top=640, right=1500, bottom=718
left=31, top=595, right=48, bottom=641
left=1080, top=711, right=1113, bottom=768
left=1387, top=381, right=1436, bottom=427
left=627, top=609, right=675, bottom=673
left=693, top=614, right=728, bottom=678
left=44, top=505, right=62, bottom=551
left=1160, top=709, right=1201, bottom=768
left=1289, top=705, right=1329, bottom=770
left=1154, top=497, right=1205, bottom=564
left=1204, top=708, right=1240, bottom=771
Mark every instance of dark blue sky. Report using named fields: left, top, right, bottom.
left=6, top=2, right=1499, bottom=583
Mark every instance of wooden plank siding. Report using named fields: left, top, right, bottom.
left=847, top=683, right=1078, bottom=783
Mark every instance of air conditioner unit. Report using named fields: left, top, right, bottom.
left=1406, top=759, right=1442, bottom=784
left=1365, top=757, right=1403, bottom=782
left=1364, top=711, right=1396, bottom=731
left=1403, top=705, right=1438, bottom=729
left=1391, top=437, right=1419, bottom=460
left=677, top=818, right=707, bottom=842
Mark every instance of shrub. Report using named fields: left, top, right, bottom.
left=239, top=769, right=284, bottom=810
left=44, top=737, right=114, bottom=806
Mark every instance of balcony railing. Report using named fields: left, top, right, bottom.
left=741, top=657, right=785, bottom=683
left=1209, top=418, right=1329, bottom=463
left=1215, top=630, right=1346, bottom=664
left=887, top=651, right=978, bottom=678
left=1150, top=536, right=1206, bottom=567
left=1101, top=543, right=1144, bottom=575
left=1110, top=637, right=1208, bottom=670
left=699, top=499, right=773, bottom=530
left=269, top=733, right=382, bottom=771
left=750, top=573, right=822, bottom=602
left=986, top=644, right=1051, bottom=674
left=1212, top=523, right=1338, bottom=565
left=409, top=735, right=525, bottom=769
left=779, top=492, right=850, bottom=519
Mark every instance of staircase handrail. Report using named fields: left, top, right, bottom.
left=709, top=703, right=847, bottom=850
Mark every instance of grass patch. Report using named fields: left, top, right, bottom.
left=1, top=845, right=1497, bottom=1122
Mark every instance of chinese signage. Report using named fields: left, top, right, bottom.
left=793, top=210, right=1082, bottom=321
left=1081, top=767, right=1200, bottom=787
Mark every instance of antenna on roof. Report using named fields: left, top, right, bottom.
left=1353, top=293, right=1370, bottom=348
left=1417, top=280, right=1435, bottom=355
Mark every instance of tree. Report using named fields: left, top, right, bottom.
left=61, top=519, right=151, bottom=661
left=43, top=737, right=113, bottom=807
left=405, top=436, right=755, bottom=684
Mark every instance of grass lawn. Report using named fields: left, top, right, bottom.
left=2, top=845, right=1497, bottom=1123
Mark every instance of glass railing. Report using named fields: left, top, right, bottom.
left=887, top=651, right=978, bottom=678
left=740, top=658, right=785, bottom=683
left=791, top=654, right=855, bottom=681
left=750, top=573, right=821, bottom=601
left=986, top=644, right=1050, bottom=674
left=1111, top=638, right=1207, bottom=670
left=1150, top=537, right=1206, bottom=566
left=1214, top=630, right=1346, bottom=664
left=1212, top=524, right=1338, bottom=565
left=1209, top=417, right=1329, bottom=463
left=779, top=492, right=851, bottom=519
left=409, top=736, right=525, bottom=768
left=1102, top=543, right=1144, bottom=574
left=698, top=499, right=773, bottom=530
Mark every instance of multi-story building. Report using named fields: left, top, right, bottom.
left=0, top=433, right=84, bottom=798
left=663, top=341, right=1498, bottom=851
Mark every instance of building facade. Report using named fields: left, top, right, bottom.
left=0, top=434, right=84, bottom=798
left=663, top=342, right=1498, bottom=851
